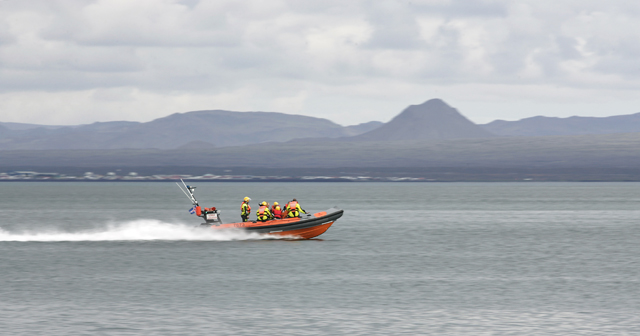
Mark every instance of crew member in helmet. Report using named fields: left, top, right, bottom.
left=285, top=198, right=306, bottom=218
left=256, top=201, right=273, bottom=222
left=271, top=202, right=282, bottom=219
left=241, top=197, right=251, bottom=222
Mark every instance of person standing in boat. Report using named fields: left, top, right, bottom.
left=271, top=202, right=283, bottom=219
left=285, top=198, right=306, bottom=218
left=241, top=197, right=251, bottom=222
left=256, top=201, right=274, bottom=222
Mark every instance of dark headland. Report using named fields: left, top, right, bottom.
left=3, top=98, right=640, bottom=181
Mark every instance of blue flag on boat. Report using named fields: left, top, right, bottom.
left=189, top=206, right=196, bottom=214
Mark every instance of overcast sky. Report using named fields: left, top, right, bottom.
left=0, top=0, right=639, bottom=126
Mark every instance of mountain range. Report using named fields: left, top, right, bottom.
left=2, top=99, right=640, bottom=176
left=482, top=113, right=640, bottom=136
left=0, top=111, right=382, bottom=150
left=2, top=99, right=640, bottom=152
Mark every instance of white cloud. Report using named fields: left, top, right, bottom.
left=0, top=0, right=639, bottom=125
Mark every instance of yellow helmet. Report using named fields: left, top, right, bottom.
left=273, top=202, right=279, bottom=206
left=260, top=201, right=267, bottom=206
left=244, top=197, right=251, bottom=202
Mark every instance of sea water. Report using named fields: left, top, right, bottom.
left=1, top=182, right=640, bottom=335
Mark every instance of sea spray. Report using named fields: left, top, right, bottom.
left=0, top=219, right=274, bottom=242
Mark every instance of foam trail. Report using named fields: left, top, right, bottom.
left=0, top=219, right=278, bottom=242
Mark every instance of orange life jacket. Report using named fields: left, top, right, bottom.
left=258, top=205, right=268, bottom=216
left=257, top=205, right=271, bottom=221
left=286, top=201, right=300, bottom=218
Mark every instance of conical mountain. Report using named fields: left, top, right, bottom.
left=353, top=99, right=494, bottom=141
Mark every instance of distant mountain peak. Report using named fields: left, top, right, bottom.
left=418, top=98, right=448, bottom=107
left=353, top=98, right=494, bottom=141
left=394, top=99, right=461, bottom=120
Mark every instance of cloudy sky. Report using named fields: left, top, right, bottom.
left=1, top=0, right=639, bottom=126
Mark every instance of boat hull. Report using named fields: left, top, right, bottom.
left=207, top=207, right=343, bottom=239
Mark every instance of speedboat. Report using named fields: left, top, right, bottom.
left=200, top=207, right=342, bottom=239
left=177, top=180, right=342, bottom=239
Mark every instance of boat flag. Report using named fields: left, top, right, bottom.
left=189, top=206, right=196, bottom=214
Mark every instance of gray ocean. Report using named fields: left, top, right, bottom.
left=1, top=182, right=639, bottom=335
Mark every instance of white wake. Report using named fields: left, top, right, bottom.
left=0, top=219, right=275, bottom=242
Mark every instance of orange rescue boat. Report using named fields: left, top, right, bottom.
left=177, top=180, right=342, bottom=239
left=199, top=207, right=343, bottom=239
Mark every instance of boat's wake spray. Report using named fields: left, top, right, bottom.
left=0, top=220, right=273, bottom=242
left=176, top=179, right=223, bottom=225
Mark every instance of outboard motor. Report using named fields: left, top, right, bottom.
left=176, top=179, right=223, bottom=226
left=200, top=206, right=223, bottom=226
